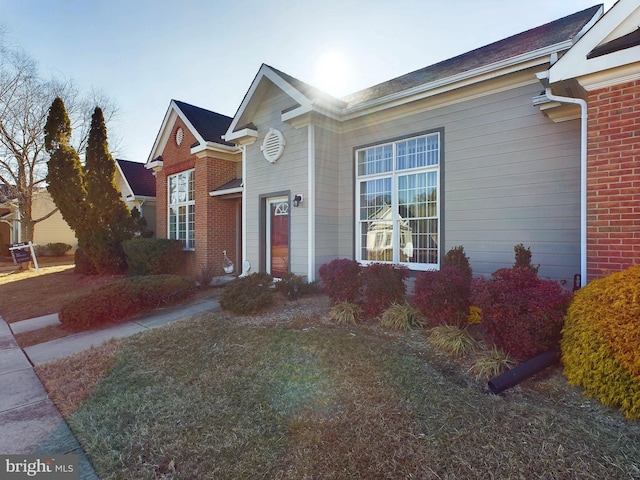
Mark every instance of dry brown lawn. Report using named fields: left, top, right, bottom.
left=0, top=256, right=125, bottom=324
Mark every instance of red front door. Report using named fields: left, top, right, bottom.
left=268, top=198, right=289, bottom=278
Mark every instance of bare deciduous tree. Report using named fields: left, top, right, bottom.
left=0, top=33, right=120, bottom=243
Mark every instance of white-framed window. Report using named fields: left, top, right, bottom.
left=355, top=132, right=440, bottom=270
left=168, top=169, right=195, bottom=250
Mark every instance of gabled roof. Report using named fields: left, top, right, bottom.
left=147, top=99, right=235, bottom=165
left=173, top=100, right=234, bottom=146
left=343, top=5, right=602, bottom=107
left=226, top=5, right=602, bottom=138
left=116, top=159, right=156, bottom=198
left=549, top=0, right=640, bottom=87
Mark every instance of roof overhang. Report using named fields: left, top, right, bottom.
left=549, top=1, right=639, bottom=88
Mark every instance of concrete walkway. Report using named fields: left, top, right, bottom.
left=0, top=297, right=220, bottom=478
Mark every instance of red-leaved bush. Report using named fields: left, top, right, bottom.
left=412, top=266, right=471, bottom=326
left=318, top=258, right=362, bottom=303
left=471, top=268, right=572, bottom=362
left=361, top=263, right=408, bottom=318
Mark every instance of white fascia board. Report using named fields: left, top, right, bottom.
left=209, top=187, right=243, bottom=197
left=146, top=159, right=163, bottom=171
left=114, top=161, right=134, bottom=198
left=145, top=100, right=207, bottom=164
left=342, top=47, right=563, bottom=120
left=146, top=103, right=176, bottom=164
left=223, top=128, right=258, bottom=143
left=191, top=141, right=240, bottom=156
left=225, top=65, right=313, bottom=139
left=549, top=2, right=640, bottom=83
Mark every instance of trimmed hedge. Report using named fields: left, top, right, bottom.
left=123, top=238, right=184, bottom=275
left=59, top=275, right=196, bottom=329
left=561, top=266, right=640, bottom=419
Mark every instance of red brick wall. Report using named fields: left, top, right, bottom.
left=154, top=117, right=239, bottom=277
left=586, top=80, right=640, bottom=279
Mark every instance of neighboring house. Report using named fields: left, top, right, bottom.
left=115, top=159, right=157, bottom=236
left=147, top=2, right=639, bottom=287
left=1, top=158, right=154, bottom=256
left=0, top=187, right=77, bottom=253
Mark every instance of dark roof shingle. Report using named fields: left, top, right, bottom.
left=173, top=100, right=234, bottom=146
left=116, top=159, right=156, bottom=197
left=341, top=5, right=602, bottom=107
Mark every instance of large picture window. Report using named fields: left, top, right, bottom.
left=356, top=132, right=440, bottom=270
left=168, top=170, right=195, bottom=250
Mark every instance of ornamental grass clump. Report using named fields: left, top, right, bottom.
left=428, top=325, right=480, bottom=357
left=379, top=302, right=425, bottom=331
left=330, top=301, right=362, bottom=325
left=468, top=345, right=516, bottom=381
left=561, top=265, right=640, bottom=419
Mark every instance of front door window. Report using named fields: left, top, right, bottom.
left=267, top=198, right=289, bottom=278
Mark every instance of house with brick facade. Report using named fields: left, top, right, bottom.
left=147, top=1, right=639, bottom=287
left=146, top=100, right=241, bottom=276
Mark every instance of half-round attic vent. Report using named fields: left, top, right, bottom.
left=261, top=128, right=285, bottom=163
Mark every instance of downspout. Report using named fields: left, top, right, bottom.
left=538, top=76, right=588, bottom=287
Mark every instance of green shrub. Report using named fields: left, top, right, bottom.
left=513, top=243, right=539, bottom=273
left=561, top=266, right=640, bottom=419
left=379, top=302, right=424, bottom=331
left=74, top=247, right=97, bottom=275
left=330, top=301, right=362, bottom=325
left=443, top=245, right=472, bottom=280
left=35, top=242, right=73, bottom=256
left=274, top=272, right=316, bottom=300
left=123, top=238, right=184, bottom=275
left=59, top=275, right=196, bottom=329
left=219, top=272, right=274, bottom=314
left=361, top=263, right=408, bottom=318
left=318, top=258, right=362, bottom=303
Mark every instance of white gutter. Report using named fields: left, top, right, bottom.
left=540, top=82, right=588, bottom=287
left=241, top=145, right=247, bottom=275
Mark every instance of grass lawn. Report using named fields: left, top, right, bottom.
left=36, top=296, right=640, bottom=480
left=0, top=255, right=124, bottom=323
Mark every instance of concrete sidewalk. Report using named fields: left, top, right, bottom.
left=0, top=297, right=220, bottom=478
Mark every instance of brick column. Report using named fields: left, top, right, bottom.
left=586, top=80, right=640, bottom=279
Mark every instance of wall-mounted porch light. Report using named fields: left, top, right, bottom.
left=293, top=194, right=303, bottom=207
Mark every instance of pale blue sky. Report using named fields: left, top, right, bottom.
left=0, top=0, right=614, bottom=163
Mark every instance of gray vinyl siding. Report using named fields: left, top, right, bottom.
left=244, top=84, right=309, bottom=277
left=314, top=124, right=341, bottom=272
left=338, top=79, right=580, bottom=284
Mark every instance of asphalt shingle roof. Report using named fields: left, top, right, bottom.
left=338, top=5, right=602, bottom=107
left=173, top=100, right=234, bottom=146
left=116, top=159, right=156, bottom=197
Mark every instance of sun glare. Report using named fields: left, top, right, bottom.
left=313, top=51, right=350, bottom=97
